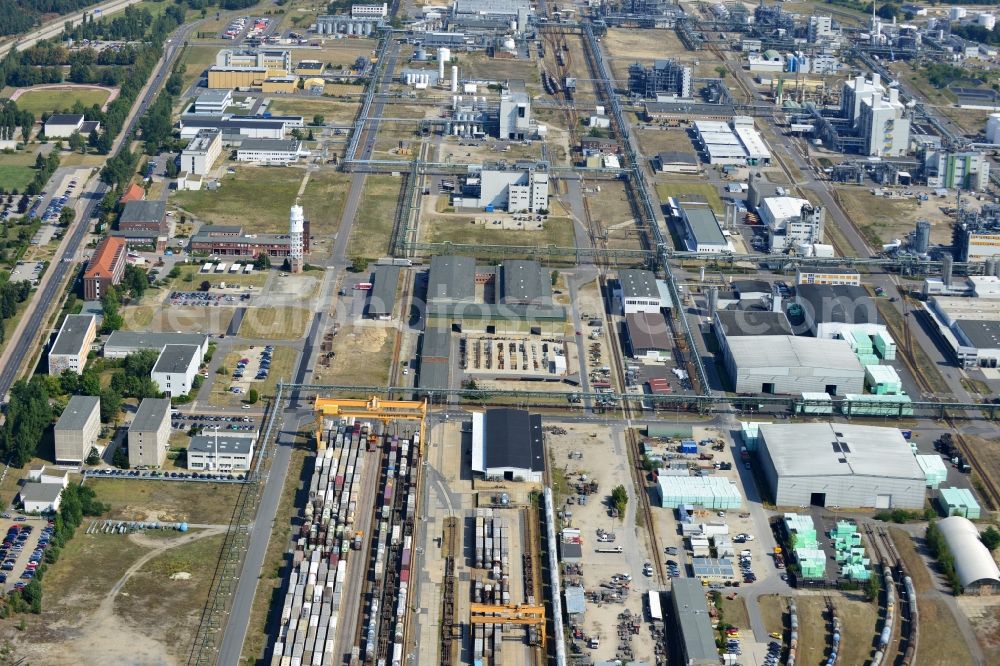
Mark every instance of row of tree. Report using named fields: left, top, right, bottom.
left=925, top=519, right=963, bottom=594
left=0, top=280, right=34, bottom=345
left=0, top=99, right=34, bottom=143
left=951, top=23, right=1000, bottom=47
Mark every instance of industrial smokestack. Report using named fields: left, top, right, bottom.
left=708, top=287, right=719, bottom=318
left=941, top=253, right=954, bottom=287
left=451, top=65, right=459, bottom=93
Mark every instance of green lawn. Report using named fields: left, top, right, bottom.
left=0, top=164, right=34, bottom=192
left=299, top=170, right=351, bottom=236
left=238, top=306, right=311, bottom=340
left=86, top=478, right=243, bottom=525
left=265, top=97, right=361, bottom=124
left=177, top=45, right=221, bottom=91
left=172, top=166, right=304, bottom=232
left=346, top=175, right=403, bottom=259
left=16, top=87, right=110, bottom=115
left=422, top=216, right=577, bottom=250
left=654, top=181, right=724, bottom=214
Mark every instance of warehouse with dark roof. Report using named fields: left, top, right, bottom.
left=471, top=408, right=545, bottom=483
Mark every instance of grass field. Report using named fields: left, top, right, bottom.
left=299, top=170, right=351, bottom=237
left=265, top=97, right=361, bottom=124
left=836, top=189, right=922, bottom=247
left=122, top=301, right=236, bottom=335
left=312, top=323, right=395, bottom=386
left=654, top=180, right=724, bottom=214
left=16, top=87, right=110, bottom=115
left=346, top=175, right=403, bottom=259
left=239, top=306, right=311, bottom=340
left=756, top=594, right=787, bottom=636
left=172, top=166, right=304, bottom=232
left=421, top=216, right=577, bottom=250
left=0, top=150, right=37, bottom=191
left=634, top=128, right=698, bottom=161
left=890, top=527, right=974, bottom=666
left=178, top=45, right=220, bottom=91
left=86, top=477, right=242, bottom=524
left=116, top=532, right=226, bottom=661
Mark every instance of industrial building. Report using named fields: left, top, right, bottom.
left=723, top=335, right=864, bottom=395
left=923, top=149, right=991, bottom=191
left=756, top=423, right=926, bottom=509
left=794, top=284, right=882, bottom=339
left=43, top=114, right=99, bottom=138
left=368, top=265, right=401, bottom=319
left=103, top=331, right=210, bottom=359
left=180, top=129, right=223, bottom=175
left=471, top=408, right=545, bottom=483
left=315, top=13, right=383, bottom=35
left=627, top=59, right=692, bottom=98
left=622, top=312, right=672, bottom=360
left=452, top=163, right=549, bottom=213
left=936, top=516, right=1000, bottom=594
left=655, top=151, right=699, bottom=174
left=128, top=398, right=171, bottom=468
left=416, top=327, right=452, bottom=392
left=19, top=482, right=64, bottom=513
left=49, top=314, right=97, bottom=376
left=54, top=395, right=100, bottom=463
left=815, top=74, right=911, bottom=157
left=925, top=295, right=1000, bottom=367
left=215, top=48, right=290, bottom=75
left=614, top=269, right=673, bottom=314
left=83, top=236, right=127, bottom=301
left=678, top=202, right=730, bottom=253
left=189, top=219, right=310, bottom=259
left=192, top=89, right=232, bottom=115
left=759, top=196, right=824, bottom=251
left=693, top=118, right=771, bottom=166
left=187, top=433, right=256, bottom=471
left=795, top=268, right=861, bottom=286
left=669, top=579, right=719, bottom=666
left=235, top=138, right=306, bottom=163
left=207, top=66, right=269, bottom=89
left=178, top=114, right=302, bottom=143
left=151, top=344, right=201, bottom=396
left=119, top=200, right=167, bottom=234
left=498, top=81, right=533, bottom=140
left=713, top=309, right=793, bottom=359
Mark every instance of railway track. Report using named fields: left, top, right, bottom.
left=865, top=524, right=918, bottom=666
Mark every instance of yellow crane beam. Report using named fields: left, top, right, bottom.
left=313, top=396, right=427, bottom=451
left=469, top=603, right=545, bottom=616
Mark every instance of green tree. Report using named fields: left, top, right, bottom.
left=85, top=446, right=100, bottom=466
left=312, top=114, right=325, bottom=126
left=715, top=65, right=728, bottom=79
left=99, top=388, right=122, bottom=422
left=611, top=484, right=628, bottom=518
left=123, top=264, right=148, bottom=298
left=68, top=130, right=85, bottom=153
left=981, top=526, right=1000, bottom=551
left=865, top=569, right=882, bottom=602
left=551, top=269, right=559, bottom=286
left=0, top=376, right=54, bottom=466
left=247, top=388, right=259, bottom=404
left=59, top=206, right=74, bottom=226
left=350, top=256, right=368, bottom=273
left=112, top=447, right=129, bottom=469
left=254, top=253, right=271, bottom=270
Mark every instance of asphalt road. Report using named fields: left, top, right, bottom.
left=0, top=21, right=197, bottom=401
left=0, top=0, right=145, bottom=58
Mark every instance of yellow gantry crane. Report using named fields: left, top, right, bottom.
left=314, top=396, right=427, bottom=452
left=469, top=603, right=547, bottom=648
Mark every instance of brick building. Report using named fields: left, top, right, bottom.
left=83, top=236, right=127, bottom=300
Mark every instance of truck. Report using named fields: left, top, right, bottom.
left=352, top=531, right=363, bottom=551
left=595, top=546, right=623, bottom=554
left=773, top=546, right=785, bottom=569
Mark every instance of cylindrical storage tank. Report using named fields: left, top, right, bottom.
left=451, top=65, right=458, bottom=93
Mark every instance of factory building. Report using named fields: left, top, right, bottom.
left=189, top=216, right=311, bottom=258
left=103, top=331, right=210, bottom=359
left=187, top=434, right=256, bottom=472
left=627, top=59, right=692, bottom=99
left=207, top=66, right=269, bottom=89
left=235, top=138, right=306, bottom=164
left=417, top=327, right=452, bottom=392
left=83, top=236, right=127, bottom=301
left=795, top=268, right=861, bottom=286
left=614, top=269, right=673, bottom=314
left=49, top=314, right=97, bottom=376
left=119, top=200, right=167, bottom=234
left=759, top=196, right=824, bottom=252
left=678, top=202, right=730, bottom=253
left=180, top=129, right=223, bottom=175
left=151, top=344, right=202, bottom=397
left=54, top=395, right=100, bottom=463
left=693, top=118, right=771, bottom=166
left=937, top=516, right=1000, bottom=595
left=756, top=423, right=926, bottom=509
left=453, top=164, right=549, bottom=212
left=923, top=149, right=991, bottom=191
left=925, top=295, right=1000, bottom=368
left=315, top=14, right=382, bottom=35
left=351, top=3, right=388, bottom=18
left=793, top=284, right=883, bottom=339
left=471, top=408, right=545, bottom=483
left=43, top=114, right=100, bottom=138
left=829, top=74, right=911, bottom=157
left=723, top=335, right=864, bottom=395
left=668, top=579, right=719, bottom=666
left=367, top=265, right=401, bottom=320
left=192, top=89, right=232, bottom=115
left=622, top=312, right=672, bottom=360
left=713, top=309, right=793, bottom=361
left=128, top=398, right=171, bottom=468
left=178, top=114, right=301, bottom=143
left=498, top=80, right=533, bottom=140
left=215, top=49, right=290, bottom=75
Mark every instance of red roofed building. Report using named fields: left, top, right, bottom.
left=119, top=183, right=145, bottom=205
left=83, top=236, right=127, bottom=300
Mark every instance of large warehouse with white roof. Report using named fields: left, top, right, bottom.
left=936, top=516, right=1000, bottom=595
left=756, top=423, right=926, bottom=509
left=723, top=335, right=864, bottom=395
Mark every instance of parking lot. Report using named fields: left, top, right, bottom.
left=81, top=467, right=247, bottom=482
left=226, top=345, right=274, bottom=395
left=167, top=291, right=252, bottom=307
left=171, top=411, right=258, bottom=434
left=0, top=517, right=51, bottom=593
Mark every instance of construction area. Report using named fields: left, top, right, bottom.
left=461, top=335, right=572, bottom=379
